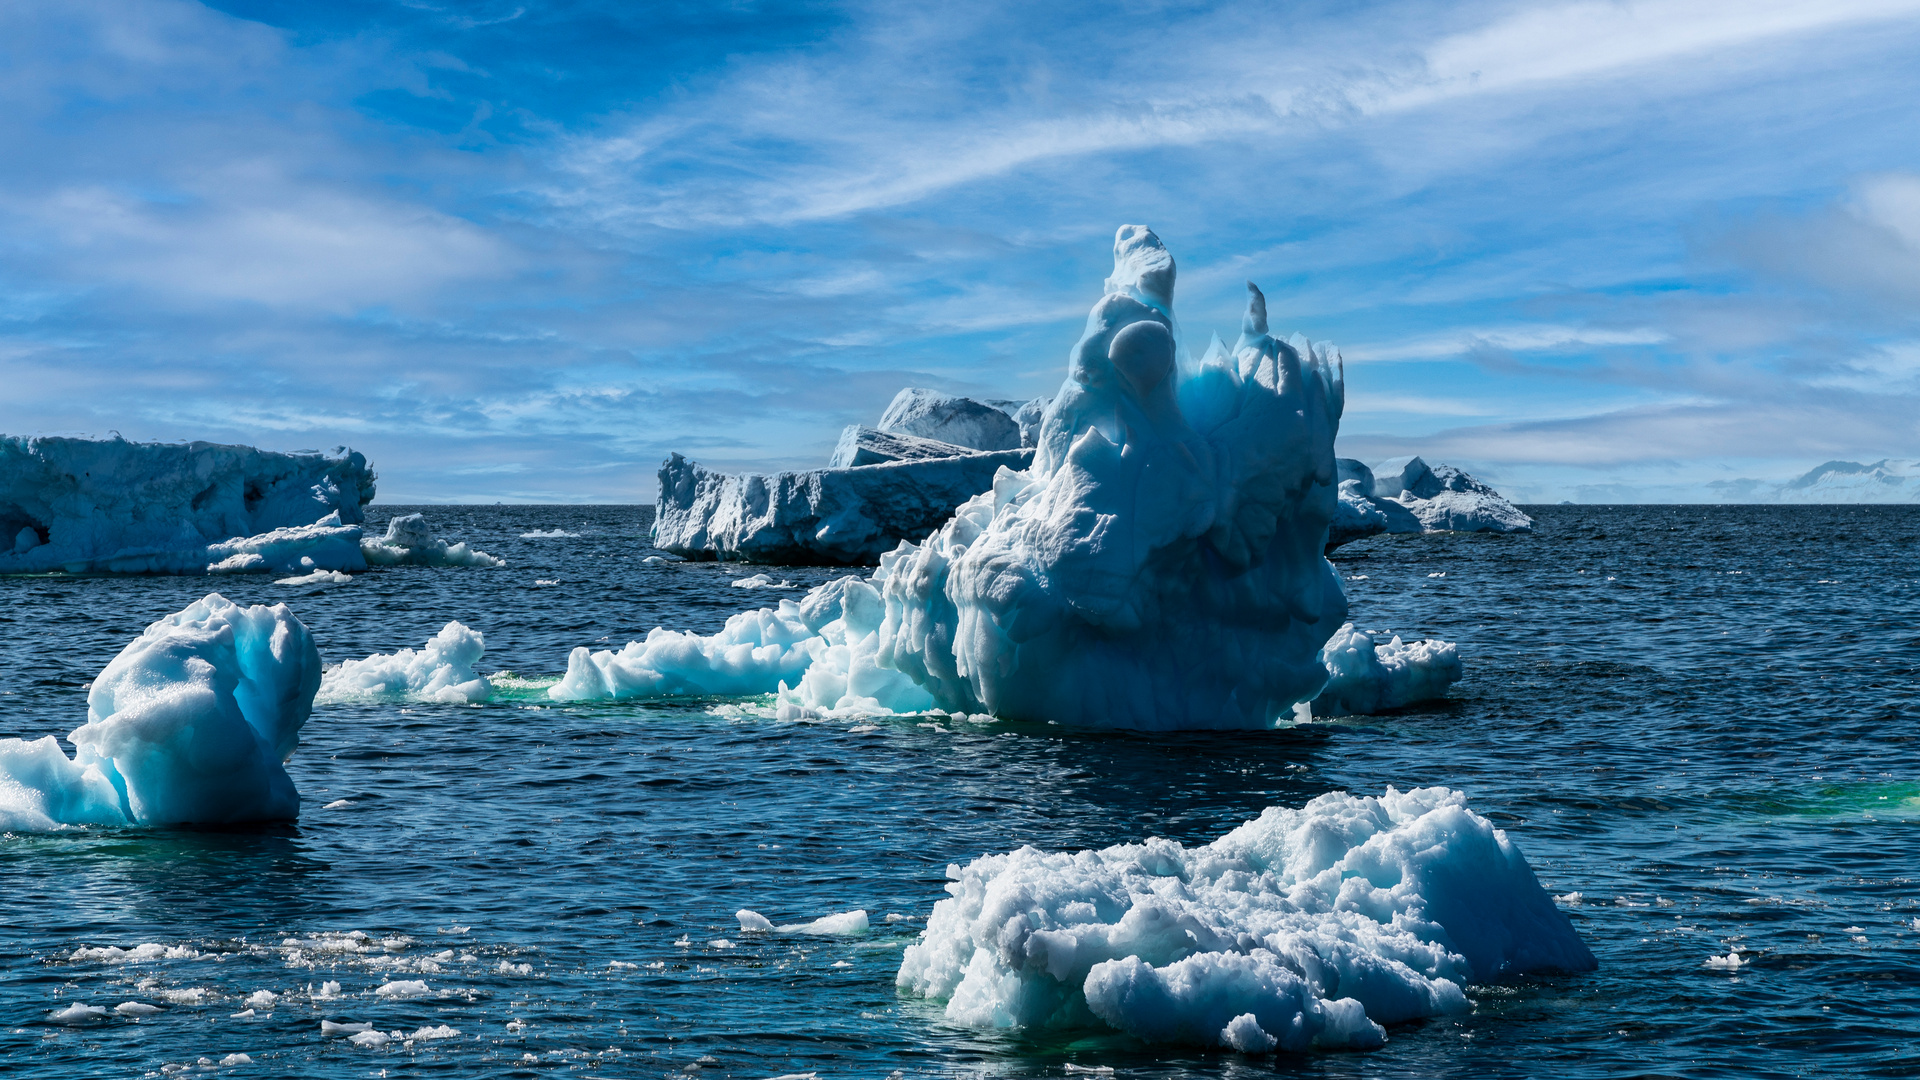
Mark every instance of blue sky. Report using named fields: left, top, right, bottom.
left=2, top=0, right=1917, bottom=502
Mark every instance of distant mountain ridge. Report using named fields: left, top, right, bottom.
left=1708, top=459, right=1920, bottom=503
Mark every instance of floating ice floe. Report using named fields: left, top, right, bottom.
left=556, top=227, right=1457, bottom=728
left=519, top=529, right=579, bottom=538
left=896, top=787, right=1595, bottom=1052
left=0, top=436, right=373, bottom=575
left=275, top=568, right=354, bottom=586
left=732, top=573, right=797, bottom=589
left=317, top=621, right=492, bottom=704
left=1313, top=625, right=1463, bottom=716
left=0, top=593, right=320, bottom=829
left=361, top=513, right=503, bottom=568
left=735, top=909, right=870, bottom=935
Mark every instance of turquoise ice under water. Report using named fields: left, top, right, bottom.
left=2, top=504, right=1917, bottom=1077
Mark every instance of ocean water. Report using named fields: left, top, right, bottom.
left=2, top=504, right=1917, bottom=1079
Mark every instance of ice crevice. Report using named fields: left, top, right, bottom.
left=552, top=226, right=1461, bottom=728
left=894, top=786, right=1596, bottom=1052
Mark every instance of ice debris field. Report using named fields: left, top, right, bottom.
left=0, top=227, right=1606, bottom=1064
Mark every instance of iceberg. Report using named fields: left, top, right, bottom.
left=317, top=622, right=492, bottom=705
left=566, top=226, right=1467, bottom=727
left=0, top=594, right=321, bottom=829
left=1313, top=624, right=1462, bottom=716
left=827, top=426, right=980, bottom=469
left=0, top=436, right=373, bottom=575
left=876, top=388, right=1024, bottom=451
left=360, top=513, right=503, bottom=568
left=896, top=787, right=1595, bottom=1052
left=649, top=449, right=1031, bottom=566
left=1327, top=457, right=1530, bottom=549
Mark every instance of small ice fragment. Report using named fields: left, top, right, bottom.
left=709, top=939, right=734, bottom=949
left=609, top=960, right=639, bottom=970
left=274, top=568, right=352, bottom=586
left=115, top=1002, right=163, bottom=1016
left=348, top=1029, right=391, bottom=1047
left=673, top=936, right=691, bottom=947
left=506, top=1019, right=526, bottom=1033
left=229, top=1008, right=256, bottom=1019
left=778, top=910, right=868, bottom=936
left=1843, top=926, right=1866, bottom=933
left=313, top=980, right=342, bottom=999
left=731, top=574, right=796, bottom=589
left=831, top=960, right=852, bottom=968
left=885, top=913, right=911, bottom=922
left=1704, top=950, right=1744, bottom=969
left=736, top=910, right=775, bottom=932
left=245, top=990, right=277, bottom=1007
left=410, top=1025, right=460, bottom=1040
left=373, top=979, right=429, bottom=999
left=1427, top=572, right=1445, bottom=578
left=322, top=799, right=353, bottom=810
left=519, top=530, right=579, bottom=538
left=48, top=1003, right=109, bottom=1024
left=220, top=1053, right=252, bottom=1065
left=1061, top=1068, right=1113, bottom=1076
left=160, top=988, right=207, bottom=1004
left=321, top=1020, right=373, bottom=1035
left=534, top=579, right=561, bottom=585
left=1221, top=1010, right=1279, bottom=1053
left=497, top=960, right=532, bottom=975
left=439, top=926, right=470, bottom=935
left=1555, top=892, right=1583, bottom=905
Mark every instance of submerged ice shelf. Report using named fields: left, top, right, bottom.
left=562, top=226, right=1462, bottom=727
left=896, top=787, right=1596, bottom=1052
left=0, top=594, right=320, bottom=829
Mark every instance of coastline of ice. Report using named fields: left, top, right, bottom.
left=0, top=437, right=374, bottom=575
left=0, top=594, right=321, bottom=830
left=896, top=787, right=1595, bottom=1052
left=562, top=226, right=1457, bottom=727
left=317, top=622, right=493, bottom=705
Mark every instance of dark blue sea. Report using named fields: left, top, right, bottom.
left=2, top=504, right=1917, bottom=1078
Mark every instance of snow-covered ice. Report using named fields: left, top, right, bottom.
left=732, top=573, right=797, bottom=589
left=317, top=622, right=492, bottom=704
left=361, top=513, right=503, bottom=568
left=0, top=594, right=320, bottom=830
left=0, top=436, right=373, bottom=575
left=1709, top=458, right=1920, bottom=503
left=828, top=426, right=981, bottom=469
left=1313, top=625, right=1463, bottom=716
left=877, top=388, right=1023, bottom=452
left=550, top=602, right=825, bottom=700
left=896, top=787, right=1594, bottom=1052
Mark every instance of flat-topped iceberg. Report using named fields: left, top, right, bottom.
left=0, top=436, right=373, bottom=575
left=0, top=594, right=321, bottom=829
left=650, top=450, right=1030, bottom=566
left=562, top=226, right=1458, bottom=727
left=896, top=787, right=1595, bottom=1051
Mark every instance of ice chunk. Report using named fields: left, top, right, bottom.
left=321, top=1020, right=373, bottom=1035
left=650, top=449, right=1031, bottom=566
left=361, top=514, right=503, bottom=568
left=48, top=1003, right=110, bottom=1024
left=731, top=574, right=796, bottom=590
left=1313, top=624, right=1462, bottom=716
left=317, top=622, right=492, bottom=704
left=0, top=594, right=321, bottom=829
left=738, top=908, right=870, bottom=935
left=114, top=1001, right=163, bottom=1016
left=897, top=787, right=1594, bottom=1051
left=373, top=979, right=429, bottom=998
left=204, top=521, right=370, bottom=576
left=275, top=568, right=353, bottom=586
left=0, top=436, right=372, bottom=575
left=549, top=602, right=826, bottom=701
left=876, top=389, right=1023, bottom=451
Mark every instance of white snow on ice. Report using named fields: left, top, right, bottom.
left=896, top=787, right=1594, bottom=1052
left=1313, top=625, right=1463, bottom=717
left=361, top=513, right=503, bottom=568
